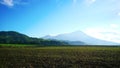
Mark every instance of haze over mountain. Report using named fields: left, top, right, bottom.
left=43, top=31, right=119, bottom=45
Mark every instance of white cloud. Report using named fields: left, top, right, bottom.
left=118, top=12, right=120, bottom=16
left=85, top=0, right=96, bottom=6
left=110, top=24, right=119, bottom=28
left=73, top=0, right=77, bottom=4
left=0, top=0, right=28, bottom=7
left=83, top=27, right=120, bottom=43
left=0, top=0, right=14, bottom=7
left=72, top=0, right=78, bottom=7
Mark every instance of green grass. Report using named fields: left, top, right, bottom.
left=0, top=44, right=37, bottom=47
left=0, top=44, right=120, bottom=68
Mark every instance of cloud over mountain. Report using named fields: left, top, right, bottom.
left=84, top=26, right=120, bottom=43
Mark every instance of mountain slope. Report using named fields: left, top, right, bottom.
left=43, top=31, right=119, bottom=45
left=0, top=31, right=30, bottom=44
left=0, top=31, right=68, bottom=45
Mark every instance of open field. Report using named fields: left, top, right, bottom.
left=0, top=44, right=120, bottom=68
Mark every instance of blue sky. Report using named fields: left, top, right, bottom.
left=0, top=0, right=120, bottom=43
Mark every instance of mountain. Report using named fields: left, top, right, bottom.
left=43, top=35, right=86, bottom=45
left=43, top=31, right=119, bottom=45
left=0, top=31, right=30, bottom=44
left=66, top=41, right=86, bottom=45
left=0, top=31, right=68, bottom=45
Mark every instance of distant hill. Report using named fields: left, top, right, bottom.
left=0, top=31, right=68, bottom=45
left=43, top=31, right=119, bottom=45
left=43, top=35, right=86, bottom=45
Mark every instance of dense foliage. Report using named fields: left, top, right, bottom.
left=0, top=31, right=68, bottom=45
left=0, top=45, right=120, bottom=68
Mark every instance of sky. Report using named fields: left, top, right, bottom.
left=0, top=0, right=120, bottom=43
